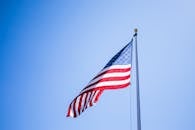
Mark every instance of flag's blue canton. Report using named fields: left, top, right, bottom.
left=104, top=40, right=133, bottom=68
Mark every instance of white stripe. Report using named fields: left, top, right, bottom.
left=95, top=64, right=131, bottom=77
left=87, top=91, right=95, bottom=107
left=81, top=72, right=130, bottom=93
left=82, top=78, right=130, bottom=93
left=80, top=93, right=87, bottom=112
left=84, top=92, right=91, bottom=110
left=91, top=78, right=130, bottom=88
left=75, top=96, right=81, bottom=117
left=86, top=71, right=131, bottom=87
left=69, top=102, right=74, bottom=117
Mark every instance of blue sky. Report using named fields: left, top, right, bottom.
left=1, top=0, right=195, bottom=130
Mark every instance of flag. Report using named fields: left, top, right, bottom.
left=67, top=39, right=133, bottom=118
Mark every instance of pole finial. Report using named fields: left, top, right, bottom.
left=134, top=28, right=138, bottom=36
left=134, top=28, right=138, bottom=33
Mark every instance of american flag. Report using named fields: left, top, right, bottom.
left=67, top=39, right=133, bottom=118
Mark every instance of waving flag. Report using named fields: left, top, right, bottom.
left=67, top=39, right=133, bottom=118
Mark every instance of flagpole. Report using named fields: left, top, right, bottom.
left=134, top=28, right=142, bottom=130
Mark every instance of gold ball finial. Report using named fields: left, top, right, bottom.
left=134, top=28, right=138, bottom=33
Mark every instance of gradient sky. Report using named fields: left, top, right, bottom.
left=1, top=0, right=195, bottom=130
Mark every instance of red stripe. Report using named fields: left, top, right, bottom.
left=66, top=104, right=71, bottom=117
left=82, top=82, right=130, bottom=95
left=94, top=90, right=103, bottom=103
left=83, top=75, right=130, bottom=91
left=92, top=68, right=131, bottom=80
left=73, top=98, right=77, bottom=117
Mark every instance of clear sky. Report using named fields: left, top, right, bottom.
left=1, top=0, right=195, bottom=130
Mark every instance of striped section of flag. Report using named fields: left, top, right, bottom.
left=67, top=40, right=133, bottom=118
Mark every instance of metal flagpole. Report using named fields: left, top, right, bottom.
left=134, top=28, right=142, bottom=130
